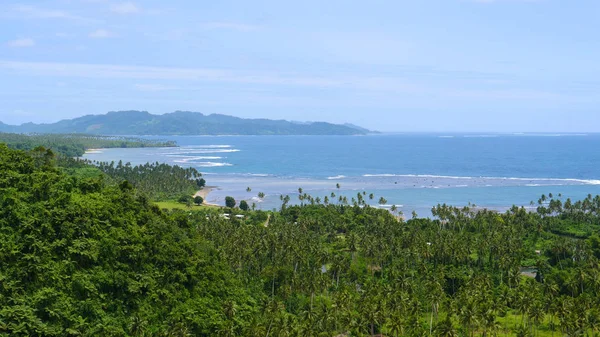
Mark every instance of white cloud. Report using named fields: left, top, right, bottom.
left=468, top=0, right=540, bottom=3
left=134, top=84, right=179, bottom=91
left=0, top=60, right=444, bottom=99
left=0, top=59, right=573, bottom=102
left=10, top=5, right=100, bottom=23
left=89, top=29, right=113, bottom=38
left=55, top=32, right=74, bottom=38
left=7, top=38, right=35, bottom=48
left=109, top=2, right=140, bottom=14
left=201, top=22, right=259, bottom=32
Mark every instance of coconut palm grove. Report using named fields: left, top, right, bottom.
left=1, top=139, right=600, bottom=337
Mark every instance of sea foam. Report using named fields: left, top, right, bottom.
left=163, top=149, right=240, bottom=155
left=361, top=174, right=600, bottom=186
left=194, top=162, right=233, bottom=167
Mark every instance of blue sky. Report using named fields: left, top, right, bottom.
left=1, top=0, right=599, bottom=132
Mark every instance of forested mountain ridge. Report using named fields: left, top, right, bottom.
left=0, top=111, right=372, bottom=135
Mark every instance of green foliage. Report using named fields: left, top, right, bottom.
left=239, top=200, right=249, bottom=211
left=194, top=195, right=204, bottom=205
left=190, top=200, right=600, bottom=336
left=0, top=144, right=253, bottom=336
left=178, top=194, right=193, bottom=203
left=3, top=144, right=600, bottom=336
left=0, top=132, right=175, bottom=157
left=225, top=196, right=236, bottom=208
left=90, top=160, right=202, bottom=201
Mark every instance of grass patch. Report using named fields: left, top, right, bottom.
left=154, top=201, right=218, bottom=210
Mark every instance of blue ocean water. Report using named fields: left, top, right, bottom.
left=83, top=133, right=600, bottom=216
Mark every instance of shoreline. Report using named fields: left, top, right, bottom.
left=84, top=148, right=104, bottom=154
left=194, top=186, right=219, bottom=206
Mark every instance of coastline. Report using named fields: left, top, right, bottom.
left=84, top=148, right=104, bottom=154
left=194, top=186, right=219, bottom=206
left=79, top=134, right=600, bottom=216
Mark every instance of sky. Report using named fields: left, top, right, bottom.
left=1, top=0, right=600, bottom=132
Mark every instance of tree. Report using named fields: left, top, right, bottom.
left=0, top=144, right=253, bottom=336
left=435, top=317, right=458, bottom=337
left=258, top=192, right=265, bottom=199
left=246, top=187, right=252, bottom=192
left=225, top=196, right=236, bottom=208
left=194, top=195, right=204, bottom=205
left=240, top=200, right=249, bottom=211
left=8, top=142, right=600, bottom=337
left=179, top=194, right=192, bottom=204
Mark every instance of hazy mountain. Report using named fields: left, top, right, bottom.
left=0, top=111, right=373, bottom=135
left=343, top=123, right=375, bottom=134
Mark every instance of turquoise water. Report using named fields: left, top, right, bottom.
left=83, top=133, right=600, bottom=216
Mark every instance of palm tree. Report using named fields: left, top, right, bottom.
left=388, top=313, right=405, bottom=337
left=587, top=308, right=600, bottom=337
left=435, top=318, right=458, bottom=337
left=528, top=301, right=545, bottom=337
left=129, top=315, right=147, bottom=336
left=459, top=301, right=478, bottom=337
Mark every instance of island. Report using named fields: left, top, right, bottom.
left=0, top=110, right=374, bottom=136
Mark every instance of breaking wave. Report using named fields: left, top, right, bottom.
left=361, top=174, right=600, bottom=185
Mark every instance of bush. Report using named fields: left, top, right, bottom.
left=178, top=195, right=192, bottom=204
left=194, top=195, right=204, bottom=205
left=225, top=196, right=236, bottom=208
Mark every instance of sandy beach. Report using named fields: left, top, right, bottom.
left=194, top=186, right=219, bottom=206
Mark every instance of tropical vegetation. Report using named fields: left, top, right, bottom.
left=1, top=144, right=600, bottom=336
left=0, top=132, right=175, bottom=157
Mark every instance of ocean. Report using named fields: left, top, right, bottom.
left=82, top=133, right=600, bottom=217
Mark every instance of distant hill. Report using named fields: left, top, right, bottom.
left=343, top=123, right=374, bottom=134
left=0, top=111, right=373, bottom=135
